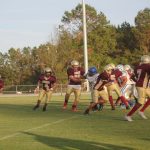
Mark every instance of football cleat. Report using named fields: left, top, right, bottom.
left=138, top=111, right=148, bottom=119
left=111, top=106, right=115, bottom=110
left=126, top=105, right=130, bottom=110
left=72, top=107, right=78, bottom=112
left=33, top=104, right=40, bottom=110
left=125, top=115, right=133, bottom=122
left=63, top=105, right=67, bottom=110
left=42, top=104, right=47, bottom=111
left=84, top=109, right=89, bottom=115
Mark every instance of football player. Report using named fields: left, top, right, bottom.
left=125, top=55, right=150, bottom=121
left=84, top=67, right=99, bottom=102
left=120, top=65, right=138, bottom=107
left=84, top=65, right=111, bottom=114
left=107, top=64, right=130, bottom=110
left=84, top=67, right=104, bottom=111
left=0, top=75, right=4, bottom=93
left=33, top=67, right=56, bottom=111
left=63, top=60, right=85, bottom=112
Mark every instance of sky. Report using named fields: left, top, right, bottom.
left=0, top=0, right=150, bottom=53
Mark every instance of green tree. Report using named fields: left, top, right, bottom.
left=135, top=8, right=150, bottom=54
left=116, top=22, right=137, bottom=51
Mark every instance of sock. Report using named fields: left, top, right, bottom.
left=140, top=99, right=150, bottom=112
left=109, top=96, right=114, bottom=108
left=120, top=96, right=129, bottom=107
left=63, top=99, right=68, bottom=107
left=127, top=103, right=142, bottom=116
left=72, top=104, right=77, bottom=110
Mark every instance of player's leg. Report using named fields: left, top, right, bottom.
left=63, top=86, right=73, bottom=109
left=107, top=85, right=115, bottom=110
left=138, top=88, right=150, bottom=119
left=72, top=88, right=81, bottom=112
left=98, top=89, right=109, bottom=110
left=125, top=87, right=145, bottom=121
left=43, top=91, right=53, bottom=111
left=33, top=90, right=45, bottom=110
left=84, top=90, right=99, bottom=114
left=115, top=84, right=130, bottom=109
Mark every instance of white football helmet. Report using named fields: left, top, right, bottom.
left=44, top=67, right=52, bottom=73
left=116, top=64, right=124, bottom=72
left=124, top=65, right=131, bottom=71
left=71, top=60, right=79, bottom=66
left=141, top=55, right=150, bottom=64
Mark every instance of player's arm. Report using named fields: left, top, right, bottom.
left=49, top=83, right=56, bottom=91
left=69, top=75, right=82, bottom=82
left=118, top=76, right=127, bottom=87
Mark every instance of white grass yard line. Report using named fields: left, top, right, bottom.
left=0, top=115, right=78, bottom=141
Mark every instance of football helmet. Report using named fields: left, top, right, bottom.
left=104, top=64, right=112, bottom=72
left=141, top=55, right=150, bottom=64
left=116, top=64, right=124, bottom=72
left=71, top=60, right=79, bottom=66
left=109, top=63, right=116, bottom=69
left=44, top=67, right=52, bottom=73
left=124, top=65, right=131, bottom=71
left=88, top=67, right=98, bottom=75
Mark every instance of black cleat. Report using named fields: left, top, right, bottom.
left=42, top=104, right=47, bottom=111
left=33, top=105, right=39, bottom=110
left=126, top=105, right=130, bottom=110
left=42, top=107, right=47, bottom=111
left=84, top=109, right=89, bottom=115
left=111, top=106, right=115, bottom=110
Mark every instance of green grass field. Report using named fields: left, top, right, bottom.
left=0, top=94, right=150, bottom=150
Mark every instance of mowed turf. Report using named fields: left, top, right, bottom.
left=0, top=94, right=150, bottom=150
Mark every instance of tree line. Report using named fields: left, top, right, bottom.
left=0, top=4, right=150, bottom=85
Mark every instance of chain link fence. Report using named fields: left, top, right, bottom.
left=2, top=84, right=87, bottom=95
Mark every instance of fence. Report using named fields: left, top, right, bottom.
left=3, top=84, right=87, bottom=95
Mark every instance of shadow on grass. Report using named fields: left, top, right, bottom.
left=23, top=132, right=134, bottom=150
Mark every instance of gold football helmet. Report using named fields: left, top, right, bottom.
left=141, top=55, right=150, bottom=64
left=71, top=60, right=79, bottom=66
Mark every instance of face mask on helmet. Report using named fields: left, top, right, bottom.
left=71, top=60, right=79, bottom=68
left=124, top=65, right=131, bottom=71
left=44, top=67, right=52, bottom=76
left=104, top=64, right=112, bottom=74
left=116, top=64, right=124, bottom=72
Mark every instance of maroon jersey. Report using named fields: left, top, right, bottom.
left=67, top=67, right=85, bottom=85
left=134, top=63, right=150, bottom=88
left=111, top=69, right=122, bottom=82
left=0, top=79, right=4, bottom=89
left=38, top=75, right=56, bottom=90
left=94, top=71, right=110, bottom=91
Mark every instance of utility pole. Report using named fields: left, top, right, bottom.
left=82, top=0, right=89, bottom=91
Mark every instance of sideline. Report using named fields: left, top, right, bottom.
left=0, top=115, right=79, bottom=141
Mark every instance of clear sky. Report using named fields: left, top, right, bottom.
left=0, top=0, right=149, bottom=53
